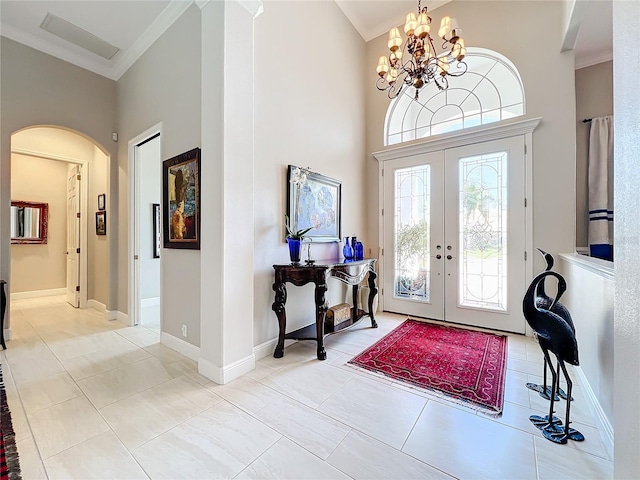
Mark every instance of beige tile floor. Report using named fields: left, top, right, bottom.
left=1, top=296, right=613, bottom=480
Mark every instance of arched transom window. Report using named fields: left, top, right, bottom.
left=384, top=48, right=525, bottom=146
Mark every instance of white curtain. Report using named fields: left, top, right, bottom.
left=588, top=115, right=614, bottom=261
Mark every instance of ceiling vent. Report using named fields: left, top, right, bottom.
left=40, top=13, right=120, bottom=60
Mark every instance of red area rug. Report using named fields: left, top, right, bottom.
left=348, top=319, right=508, bottom=416
left=1, top=365, right=21, bottom=480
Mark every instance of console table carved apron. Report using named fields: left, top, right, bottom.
left=272, top=259, right=378, bottom=360
left=1, top=280, right=7, bottom=349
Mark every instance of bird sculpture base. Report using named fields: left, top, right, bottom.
left=526, top=382, right=573, bottom=401
left=541, top=423, right=585, bottom=444
left=529, top=414, right=562, bottom=430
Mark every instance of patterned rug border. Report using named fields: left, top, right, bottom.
left=347, top=318, right=508, bottom=417
left=1, top=364, right=22, bottom=480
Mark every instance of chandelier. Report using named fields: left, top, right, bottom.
left=376, top=0, right=467, bottom=100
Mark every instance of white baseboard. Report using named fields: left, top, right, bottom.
left=574, top=365, right=614, bottom=457
left=105, top=310, right=118, bottom=321
left=199, top=354, right=256, bottom=385
left=10, top=288, right=66, bottom=300
left=253, top=337, right=297, bottom=360
left=141, top=297, right=160, bottom=308
left=88, top=299, right=106, bottom=313
left=161, top=332, right=200, bottom=362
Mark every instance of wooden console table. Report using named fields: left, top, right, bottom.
left=1, top=280, right=7, bottom=350
left=272, top=259, right=378, bottom=361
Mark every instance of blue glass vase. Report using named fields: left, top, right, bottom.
left=355, top=241, right=364, bottom=260
left=287, top=238, right=302, bottom=264
left=343, top=237, right=354, bottom=260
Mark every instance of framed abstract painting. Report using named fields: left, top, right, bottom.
left=287, top=165, right=341, bottom=243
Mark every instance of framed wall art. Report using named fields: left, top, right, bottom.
left=98, top=193, right=106, bottom=211
left=152, top=203, right=161, bottom=258
left=287, top=165, right=341, bottom=243
left=162, top=148, right=201, bottom=250
left=95, top=211, right=106, bottom=235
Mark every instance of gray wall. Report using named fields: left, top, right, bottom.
left=116, top=4, right=201, bottom=345
left=10, top=154, right=68, bottom=292
left=0, top=37, right=118, bottom=324
left=613, top=1, right=640, bottom=476
left=575, top=61, right=613, bottom=249
left=253, top=1, right=367, bottom=346
left=365, top=1, right=577, bottom=277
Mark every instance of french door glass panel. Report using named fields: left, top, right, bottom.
left=383, top=152, right=444, bottom=320
left=382, top=136, right=526, bottom=334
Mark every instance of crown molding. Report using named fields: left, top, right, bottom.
left=111, top=0, right=193, bottom=80
left=575, top=51, right=613, bottom=70
left=0, top=22, right=114, bottom=78
left=0, top=0, right=192, bottom=81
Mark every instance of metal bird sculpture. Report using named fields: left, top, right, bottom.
left=526, top=249, right=575, bottom=401
left=523, top=270, right=584, bottom=444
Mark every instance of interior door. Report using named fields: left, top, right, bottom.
left=443, top=136, right=526, bottom=333
left=66, top=164, right=81, bottom=308
left=383, top=151, right=445, bottom=320
left=382, top=136, right=527, bottom=334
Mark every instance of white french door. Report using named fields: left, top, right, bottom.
left=382, top=136, right=526, bottom=333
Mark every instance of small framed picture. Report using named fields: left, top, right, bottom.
left=95, top=211, right=106, bottom=235
left=98, top=194, right=106, bottom=211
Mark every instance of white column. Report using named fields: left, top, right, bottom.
left=198, top=0, right=263, bottom=384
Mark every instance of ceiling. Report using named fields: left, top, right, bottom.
left=0, top=0, right=612, bottom=80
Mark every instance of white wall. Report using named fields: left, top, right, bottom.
left=613, top=1, right=640, bottom=476
left=117, top=5, right=201, bottom=344
left=575, top=61, right=613, bottom=249
left=557, top=255, right=613, bottom=433
left=10, top=154, right=67, bottom=293
left=365, top=1, right=577, bottom=279
left=138, top=136, right=161, bottom=301
left=253, top=0, right=367, bottom=347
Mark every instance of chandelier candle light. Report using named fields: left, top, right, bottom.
left=376, top=0, right=467, bottom=100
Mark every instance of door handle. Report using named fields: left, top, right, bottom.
left=436, top=254, right=442, bottom=259
left=447, top=255, right=453, bottom=260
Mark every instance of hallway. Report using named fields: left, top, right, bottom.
left=2, top=297, right=612, bottom=479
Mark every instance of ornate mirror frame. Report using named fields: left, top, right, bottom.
left=10, top=200, right=49, bottom=245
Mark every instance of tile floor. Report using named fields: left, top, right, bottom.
left=1, top=296, right=613, bottom=479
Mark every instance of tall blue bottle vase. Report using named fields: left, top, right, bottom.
left=343, top=237, right=354, bottom=260
left=287, top=238, right=302, bottom=264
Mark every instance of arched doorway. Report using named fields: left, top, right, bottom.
left=9, top=126, right=112, bottom=313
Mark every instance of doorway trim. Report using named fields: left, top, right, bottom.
left=10, top=147, right=89, bottom=308
left=127, top=122, right=163, bottom=327
left=373, top=117, right=540, bottom=317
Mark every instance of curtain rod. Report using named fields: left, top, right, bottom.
left=582, top=118, right=592, bottom=123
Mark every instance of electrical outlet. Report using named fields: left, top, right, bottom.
left=181, top=324, right=187, bottom=337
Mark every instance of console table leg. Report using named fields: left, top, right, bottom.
left=315, top=281, right=328, bottom=360
left=367, top=270, right=379, bottom=328
left=272, top=281, right=287, bottom=358
left=0, top=281, right=6, bottom=350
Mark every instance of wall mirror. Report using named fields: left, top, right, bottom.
left=10, top=201, right=48, bottom=244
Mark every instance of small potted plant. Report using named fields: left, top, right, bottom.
left=285, top=214, right=312, bottom=264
